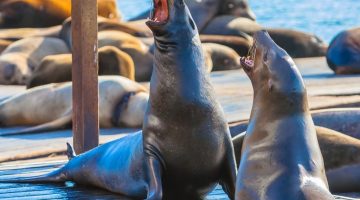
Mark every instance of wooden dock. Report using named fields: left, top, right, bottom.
left=1, top=57, right=360, bottom=199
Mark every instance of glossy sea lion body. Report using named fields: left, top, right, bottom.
left=0, top=25, right=61, bottom=41
left=0, top=0, right=119, bottom=28
left=236, top=31, right=333, bottom=199
left=0, top=37, right=69, bottom=85
left=326, top=27, right=360, bottom=74
left=27, top=46, right=135, bottom=88
left=0, top=1, right=237, bottom=199
left=0, top=76, right=148, bottom=135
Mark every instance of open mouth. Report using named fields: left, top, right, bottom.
left=149, top=0, right=169, bottom=24
left=240, top=40, right=256, bottom=72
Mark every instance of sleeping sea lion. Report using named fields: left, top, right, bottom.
left=202, top=43, right=241, bottom=71
left=326, top=27, right=360, bottom=74
left=0, top=76, right=148, bottom=135
left=200, top=34, right=252, bottom=56
left=0, top=25, right=61, bottom=41
left=235, top=30, right=333, bottom=199
left=27, top=46, right=135, bottom=88
left=267, top=28, right=328, bottom=58
left=0, top=0, right=120, bottom=28
left=0, top=37, right=70, bottom=85
left=202, top=15, right=262, bottom=36
left=0, top=1, right=237, bottom=199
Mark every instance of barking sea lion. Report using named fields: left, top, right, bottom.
left=235, top=31, right=333, bottom=199
left=0, top=1, right=237, bottom=199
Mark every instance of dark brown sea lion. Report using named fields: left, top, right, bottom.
left=326, top=27, right=360, bottom=74
left=27, top=46, right=135, bottom=88
left=219, top=0, right=256, bottom=20
left=0, top=76, right=148, bottom=135
left=0, top=1, right=237, bottom=199
left=0, top=37, right=70, bottom=85
left=267, top=28, right=328, bottom=58
left=202, top=43, right=241, bottom=71
left=200, top=34, right=252, bottom=56
left=235, top=31, right=333, bottom=199
left=0, top=0, right=120, bottom=28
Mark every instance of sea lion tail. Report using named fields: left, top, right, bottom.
left=0, top=168, right=67, bottom=183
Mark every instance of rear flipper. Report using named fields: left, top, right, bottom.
left=0, top=168, right=67, bottom=183
left=0, top=115, right=72, bottom=136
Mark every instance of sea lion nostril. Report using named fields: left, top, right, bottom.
left=3, top=64, right=15, bottom=80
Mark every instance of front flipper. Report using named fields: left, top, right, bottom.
left=145, top=156, right=163, bottom=200
left=220, top=139, right=237, bottom=200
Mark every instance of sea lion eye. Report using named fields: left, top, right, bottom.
left=263, top=50, right=269, bottom=62
left=228, top=3, right=235, bottom=9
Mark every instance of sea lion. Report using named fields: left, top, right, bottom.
left=200, top=34, right=252, bottom=56
left=235, top=31, right=333, bottom=199
left=311, top=108, right=360, bottom=139
left=202, top=43, right=241, bottom=71
left=0, top=76, right=148, bottom=135
left=0, top=1, right=237, bottom=199
left=0, top=25, right=61, bottom=41
left=98, top=31, right=154, bottom=82
left=229, top=108, right=360, bottom=139
left=326, top=27, right=360, bottom=74
left=219, top=0, right=256, bottom=20
left=0, top=0, right=120, bottom=28
left=202, top=15, right=262, bottom=36
left=59, top=17, right=151, bottom=47
left=183, top=0, right=256, bottom=31
left=232, top=126, right=360, bottom=193
left=0, top=37, right=70, bottom=85
left=27, top=46, right=135, bottom=88
left=267, top=28, right=328, bottom=58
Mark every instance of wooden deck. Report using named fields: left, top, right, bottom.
left=1, top=57, right=360, bottom=199
left=0, top=159, right=358, bottom=200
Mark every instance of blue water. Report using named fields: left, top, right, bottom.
left=117, top=0, right=360, bottom=43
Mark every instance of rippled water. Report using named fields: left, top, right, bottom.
left=117, top=0, right=360, bottom=43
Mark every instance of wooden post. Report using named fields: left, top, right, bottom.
left=71, top=0, right=99, bottom=154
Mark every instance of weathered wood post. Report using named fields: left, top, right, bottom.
left=71, top=0, right=99, bottom=154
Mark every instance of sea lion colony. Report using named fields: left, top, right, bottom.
left=0, top=0, right=360, bottom=199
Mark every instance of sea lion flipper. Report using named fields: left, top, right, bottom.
left=66, top=142, right=76, bottom=160
left=145, top=156, right=163, bottom=200
left=0, top=115, right=72, bottom=136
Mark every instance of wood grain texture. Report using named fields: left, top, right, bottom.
left=71, top=0, right=99, bottom=154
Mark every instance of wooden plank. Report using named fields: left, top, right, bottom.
left=0, top=161, right=357, bottom=200
left=71, top=0, right=99, bottom=154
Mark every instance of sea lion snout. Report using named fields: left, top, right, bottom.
left=241, top=30, right=306, bottom=94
